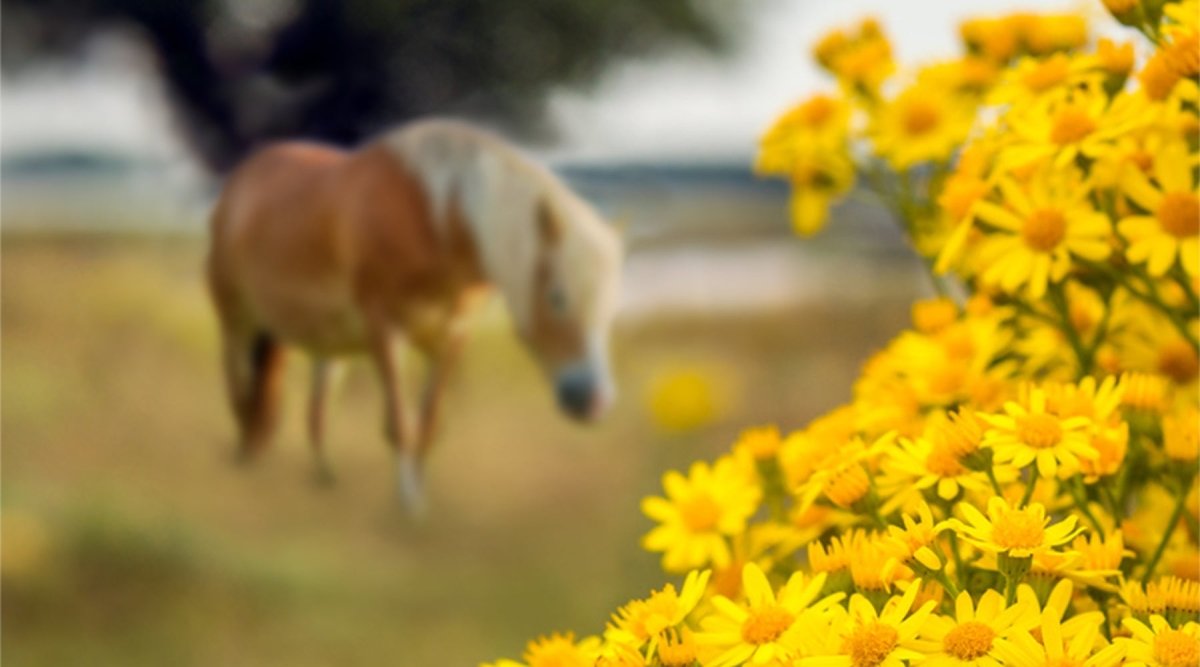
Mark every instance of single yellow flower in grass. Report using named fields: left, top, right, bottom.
left=483, top=632, right=603, bottom=667
left=696, top=563, right=839, bottom=666
left=915, top=589, right=1039, bottom=667
left=809, top=580, right=936, bottom=667
left=1118, top=141, right=1200, bottom=277
left=972, top=172, right=1111, bottom=300
left=606, top=569, right=711, bottom=655
left=869, top=82, right=977, bottom=171
left=642, top=457, right=762, bottom=572
left=981, top=387, right=1099, bottom=479
left=951, top=496, right=1082, bottom=559
left=1120, top=615, right=1200, bottom=667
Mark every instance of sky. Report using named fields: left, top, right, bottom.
left=1, top=0, right=1107, bottom=169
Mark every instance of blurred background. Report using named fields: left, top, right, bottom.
left=2, top=0, right=1076, bottom=664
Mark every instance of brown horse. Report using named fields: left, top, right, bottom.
left=207, top=119, right=623, bottom=511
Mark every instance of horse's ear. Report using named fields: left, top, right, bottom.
left=536, top=198, right=562, bottom=246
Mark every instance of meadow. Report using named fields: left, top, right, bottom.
left=1, top=230, right=920, bottom=665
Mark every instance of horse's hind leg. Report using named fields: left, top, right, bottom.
left=220, top=326, right=287, bottom=461
left=308, top=356, right=340, bottom=485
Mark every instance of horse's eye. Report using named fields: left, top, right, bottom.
left=548, top=286, right=568, bottom=314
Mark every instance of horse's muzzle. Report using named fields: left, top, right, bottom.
left=555, top=364, right=613, bottom=422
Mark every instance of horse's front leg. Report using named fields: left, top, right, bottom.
left=416, top=326, right=468, bottom=463
left=367, top=321, right=424, bottom=513
left=308, top=356, right=341, bottom=486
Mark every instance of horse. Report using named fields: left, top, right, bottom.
left=206, top=118, right=623, bottom=511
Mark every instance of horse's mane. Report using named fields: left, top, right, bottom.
left=382, top=119, right=621, bottom=334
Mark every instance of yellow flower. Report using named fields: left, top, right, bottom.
left=814, top=18, right=895, bottom=94
left=1163, top=407, right=1200, bottom=462
left=951, top=497, right=1082, bottom=559
left=657, top=628, right=699, bottom=667
left=883, top=502, right=948, bottom=573
left=882, top=423, right=994, bottom=502
left=820, top=581, right=937, bottom=667
left=645, top=365, right=723, bottom=434
left=733, top=426, right=784, bottom=463
left=1117, top=141, right=1200, bottom=277
left=870, top=82, right=976, bottom=171
left=989, top=53, right=1095, bottom=108
left=642, top=457, right=762, bottom=572
left=1120, top=616, right=1200, bottom=667
left=849, top=531, right=913, bottom=593
left=606, top=569, right=711, bottom=655
left=980, top=387, right=1098, bottom=479
left=972, top=171, right=1111, bottom=299
left=993, top=602, right=1123, bottom=667
left=484, top=632, right=603, bottom=667
left=915, top=589, right=1039, bottom=666
left=696, top=563, right=838, bottom=666
left=1095, top=38, right=1135, bottom=78
left=1121, top=371, right=1172, bottom=413
left=1064, top=531, right=1135, bottom=592
left=1001, top=85, right=1149, bottom=173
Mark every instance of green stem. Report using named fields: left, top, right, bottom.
left=948, top=532, right=966, bottom=591
left=1020, top=467, right=1039, bottom=507
left=1141, top=474, right=1195, bottom=584
left=1048, top=283, right=1093, bottom=378
left=985, top=466, right=1005, bottom=496
left=1069, top=478, right=1104, bottom=534
left=1004, top=574, right=1020, bottom=605
left=1100, top=480, right=1123, bottom=521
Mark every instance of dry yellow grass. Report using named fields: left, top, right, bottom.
left=1, top=233, right=916, bottom=665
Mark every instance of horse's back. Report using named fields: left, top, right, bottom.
left=209, top=141, right=365, bottom=350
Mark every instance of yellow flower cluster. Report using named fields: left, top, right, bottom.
left=487, top=3, right=1198, bottom=666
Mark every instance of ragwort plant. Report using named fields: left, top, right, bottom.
left=487, top=2, right=1200, bottom=665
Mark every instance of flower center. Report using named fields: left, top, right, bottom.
left=1157, top=339, right=1200, bottom=384
left=943, top=621, right=996, bottom=660
left=680, top=494, right=721, bottom=532
left=845, top=622, right=899, bottom=667
left=1157, top=191, right=1200, bottom=238
left=1023, top=57, right=1070, bottom=92
left=926, top=444, right=967, bottom=477
left=1050, top=107, right=1096, bottom=145
left=1021, top=208, right=1067, bottom=252
left=992, top=508, right=1046, bottom=550
left=1017, top=413, right=1063, bottom=449
left=741, top=604, right=795, bottom=645
left=904, top=102, right=941, bottom=136
left=799, top=95, right=838, bottom=128
left=1154, top=628, right=1200, bottom=667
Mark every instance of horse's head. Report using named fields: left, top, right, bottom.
left=521, top=196, right=623, bottom=422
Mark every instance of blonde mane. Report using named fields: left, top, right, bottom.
left=384, top=119, right=622, bottom=336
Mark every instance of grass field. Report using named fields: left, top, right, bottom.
left=2, top=232, right=920, bottom=665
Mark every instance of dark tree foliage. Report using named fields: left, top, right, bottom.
left=2, top=0, right=726, bottom=173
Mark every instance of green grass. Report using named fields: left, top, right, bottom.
left=1, top=233, right=917, bottom=665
